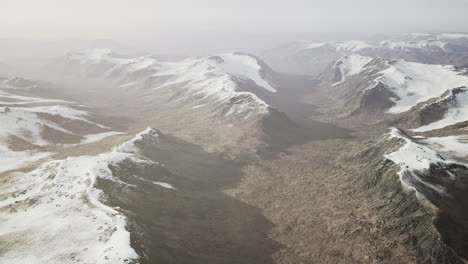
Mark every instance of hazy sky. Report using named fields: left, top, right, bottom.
left=2, top=0, right=468, bottom=40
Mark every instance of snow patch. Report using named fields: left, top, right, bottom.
left=0, top=128, right=167, bottom=264
left=379, top=39, right=446, bottom=51
left=384, top=128, right=451, bottom=194
left=67, top=50, right=274, bottom=116
left=373, top=60, right=468, bottom=114
left=413, top=89, right=468, bottom=132
left=420, top=135, right=468, bottom=158
left=0, top=146, right=50, bottom=173
left=217, top=53, right=277, bottom=92
left=333, top=54, right=373, bottom=85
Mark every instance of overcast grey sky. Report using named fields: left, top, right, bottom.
left=1, top=0, right=468, bottom=40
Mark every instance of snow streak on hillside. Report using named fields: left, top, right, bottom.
left=384, top=128, right=468, bottom=195
left=64, top=50, right=277, bottom=116
left=0, top=128, right=173, bottom=264
left=333, top=54, right=373, bottom=85
left=0, top=80, right=122, bottom=173
left=413, top=88, right=468, bottom=132
left=373, top=60, right=468, bottom=114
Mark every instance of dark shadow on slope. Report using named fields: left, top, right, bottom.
left=407, top=164, right=468, bottom=260
left=97, top=133, right=282, bottom=264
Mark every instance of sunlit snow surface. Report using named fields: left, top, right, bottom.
left=0, top=83, right=121, bottom=172
left=0, top=145, right=50, bottom=173
left=375, top=60, right=468, bottom=114
left=378, top=39, right=446, bottom=51
left=419, top=135, right=468, bottom=158
left=413, top=90, right=468, bottom=132
left=333, top=54, right=373, bottom=85
left=0, top=128, right=173, bottom=264
left=385, top=128, right=448, bottom=193
left=384, top=128, right=468, bottom=194
left=67, top=50, right=277, bottom=116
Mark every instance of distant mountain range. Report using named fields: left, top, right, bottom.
left=261, top=33, right=468, bottom=76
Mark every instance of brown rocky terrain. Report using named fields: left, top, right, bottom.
left=1, top=48, right=468, bottom=264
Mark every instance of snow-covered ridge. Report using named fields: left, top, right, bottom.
left=331, top=55, right=468, bottom=121
left=67, top=49, right=161, bottom=74
left=413, top=87, right=468, bottom=132
left=302, top=33, right=468, bottom=53
left=0, top=128, right=173, bottom=264
left=370, top=60, right=468, bottom=114
left=384, top=128, right=468, bottom=194
left=68, top=50, right=276, bottom=93
left=0, top=80, right=122, bottom=172
left=333, top=54, right=373, bottom=85
left=379, top=39, right=446, bottom=51
left=65, top=50, right=277, bottom=117
left=0, top=94, right=103, bottom=146
left=420, top=135, right=468, bottom=159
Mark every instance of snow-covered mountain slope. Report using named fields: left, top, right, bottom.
left=378, top=39, right=446, bottom=52
left=382, top=126, right=468, bottom=256
left=0, top=127, right=173, bottom=264
left=375, top=60, right=468, bottom=114
left=412, top=87, right=468, bottom=132
left=0, top=77, right=122, bottom=173
left=384, top=128, right=467, bottom=194
left=332, top=54, right=373, bottom=85
left=52, top=49, right=279, bottom=118
left=323, top=56, right=468, bottom=129
left=43, top=49, right=306, bottom=156
left=419, top=135, right=468, bottom=159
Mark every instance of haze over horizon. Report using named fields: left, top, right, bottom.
left=2, top=0, right=468, bottom=41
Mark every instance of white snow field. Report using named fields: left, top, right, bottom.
left=413, top=89, right=468, bottom=132
left=333, top=54, right=373, bottom=85
left=0, top=82, right=122, bottom=171
left=372, top=60, right=468, bottom=114
left=66, top=50, right=277, bottom=116
left=384, top=128, right=449, bottom=194
left=420, top=135, right=468, bottom=158
left=0, top=145, right=50, bottom=173
left=378, top=39, right=446, bottom=51
left=0, top=128, right=172, bottom=264
left=384, top=128, right=468, bottom=194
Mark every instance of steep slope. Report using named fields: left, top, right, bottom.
left=0, top=76, right=123, bottom=173
left=0, top=73, right=283, bottom=264
left=410, top=87, right=468, bottom=132
left=318, top=56, right=468, bottom=125
left=382, top=127, right=468, bottom=260
left=0, top=129, right=162, bottom=264
left=45, top=49, right=317, bottom=155
left=49, top=49, right=282, bottom=117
